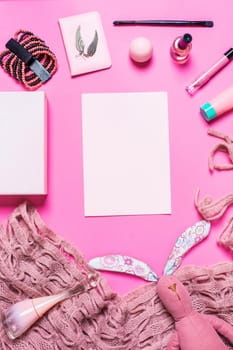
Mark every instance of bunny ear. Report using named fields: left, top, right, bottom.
left=163, top=220, right=211, bottom=276
left=88, top=255, right=158, bottom=282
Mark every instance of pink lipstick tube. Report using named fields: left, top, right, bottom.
left=186, top=48, right=233, bottom=95
left=200, top=84, right=233, bottom=122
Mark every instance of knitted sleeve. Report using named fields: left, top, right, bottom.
left=1, top=202, right=233, bottom=349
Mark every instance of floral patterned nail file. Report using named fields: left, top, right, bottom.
left=59, top=11, right=111, bottom=76
left=163, top=220, right=211, bottom=276
left=88, top=255, right=158, bottom=282
left=89, top=221, right=210, bottom=281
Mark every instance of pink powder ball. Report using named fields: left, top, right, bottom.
left=129, top=37, right=153, bottom=63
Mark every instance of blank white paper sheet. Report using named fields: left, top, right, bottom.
left=82, top=92, right=171, bottom=216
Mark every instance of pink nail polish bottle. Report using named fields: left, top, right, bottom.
left=170, top=33, right=192, bottom=64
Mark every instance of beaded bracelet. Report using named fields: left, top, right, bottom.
left=0, top=29, right=57, bottom=90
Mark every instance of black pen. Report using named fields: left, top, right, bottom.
left=113, top=20, right=214, bottom=27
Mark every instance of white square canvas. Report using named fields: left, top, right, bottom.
left=0, top=91, right=47, bottom=195
left=82, top=92, right=171, bottom=216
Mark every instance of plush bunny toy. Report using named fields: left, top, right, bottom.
left=89, top=221, right=233, bottom=349
left=157, top=275, right=233, bottom=350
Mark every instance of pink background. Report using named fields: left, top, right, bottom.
left=0, top=0, right=233, bottom=295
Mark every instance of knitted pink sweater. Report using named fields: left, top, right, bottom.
left=1, top=202, right=233, bottom=349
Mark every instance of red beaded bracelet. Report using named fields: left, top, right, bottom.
left=0, top=29, right=57, bottom=90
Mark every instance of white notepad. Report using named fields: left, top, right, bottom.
left=58, top=11, right=111, bottom=76
left=82, top=92, right=171, bottom=216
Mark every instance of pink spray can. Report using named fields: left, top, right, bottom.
left=200, top=84, right=233, bottom=122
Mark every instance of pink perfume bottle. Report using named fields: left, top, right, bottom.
left=2, top=274, right=97, bottom=339
left=3, top=291, right=72, bottom=339
left=170, top=33, right=192, bottom=64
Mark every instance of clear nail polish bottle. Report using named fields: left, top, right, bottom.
left=170, top=33, right=192, bottom=64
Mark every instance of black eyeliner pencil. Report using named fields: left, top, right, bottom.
left=113, top=20, right=214, bottom=27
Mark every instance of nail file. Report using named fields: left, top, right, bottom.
left=88, top=221, right=211, bottom=281
left=163, top=220, right=211, bottom=276
left=89, top=255, right=158, bottom=281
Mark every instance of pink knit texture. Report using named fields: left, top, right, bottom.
left=195, top=189, right=233, bottom=221
left=208, top=129, right=233, bottom=172
left=195, top=189, right=233, bottom=252
left=1, top=202, right=233, bottom=349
